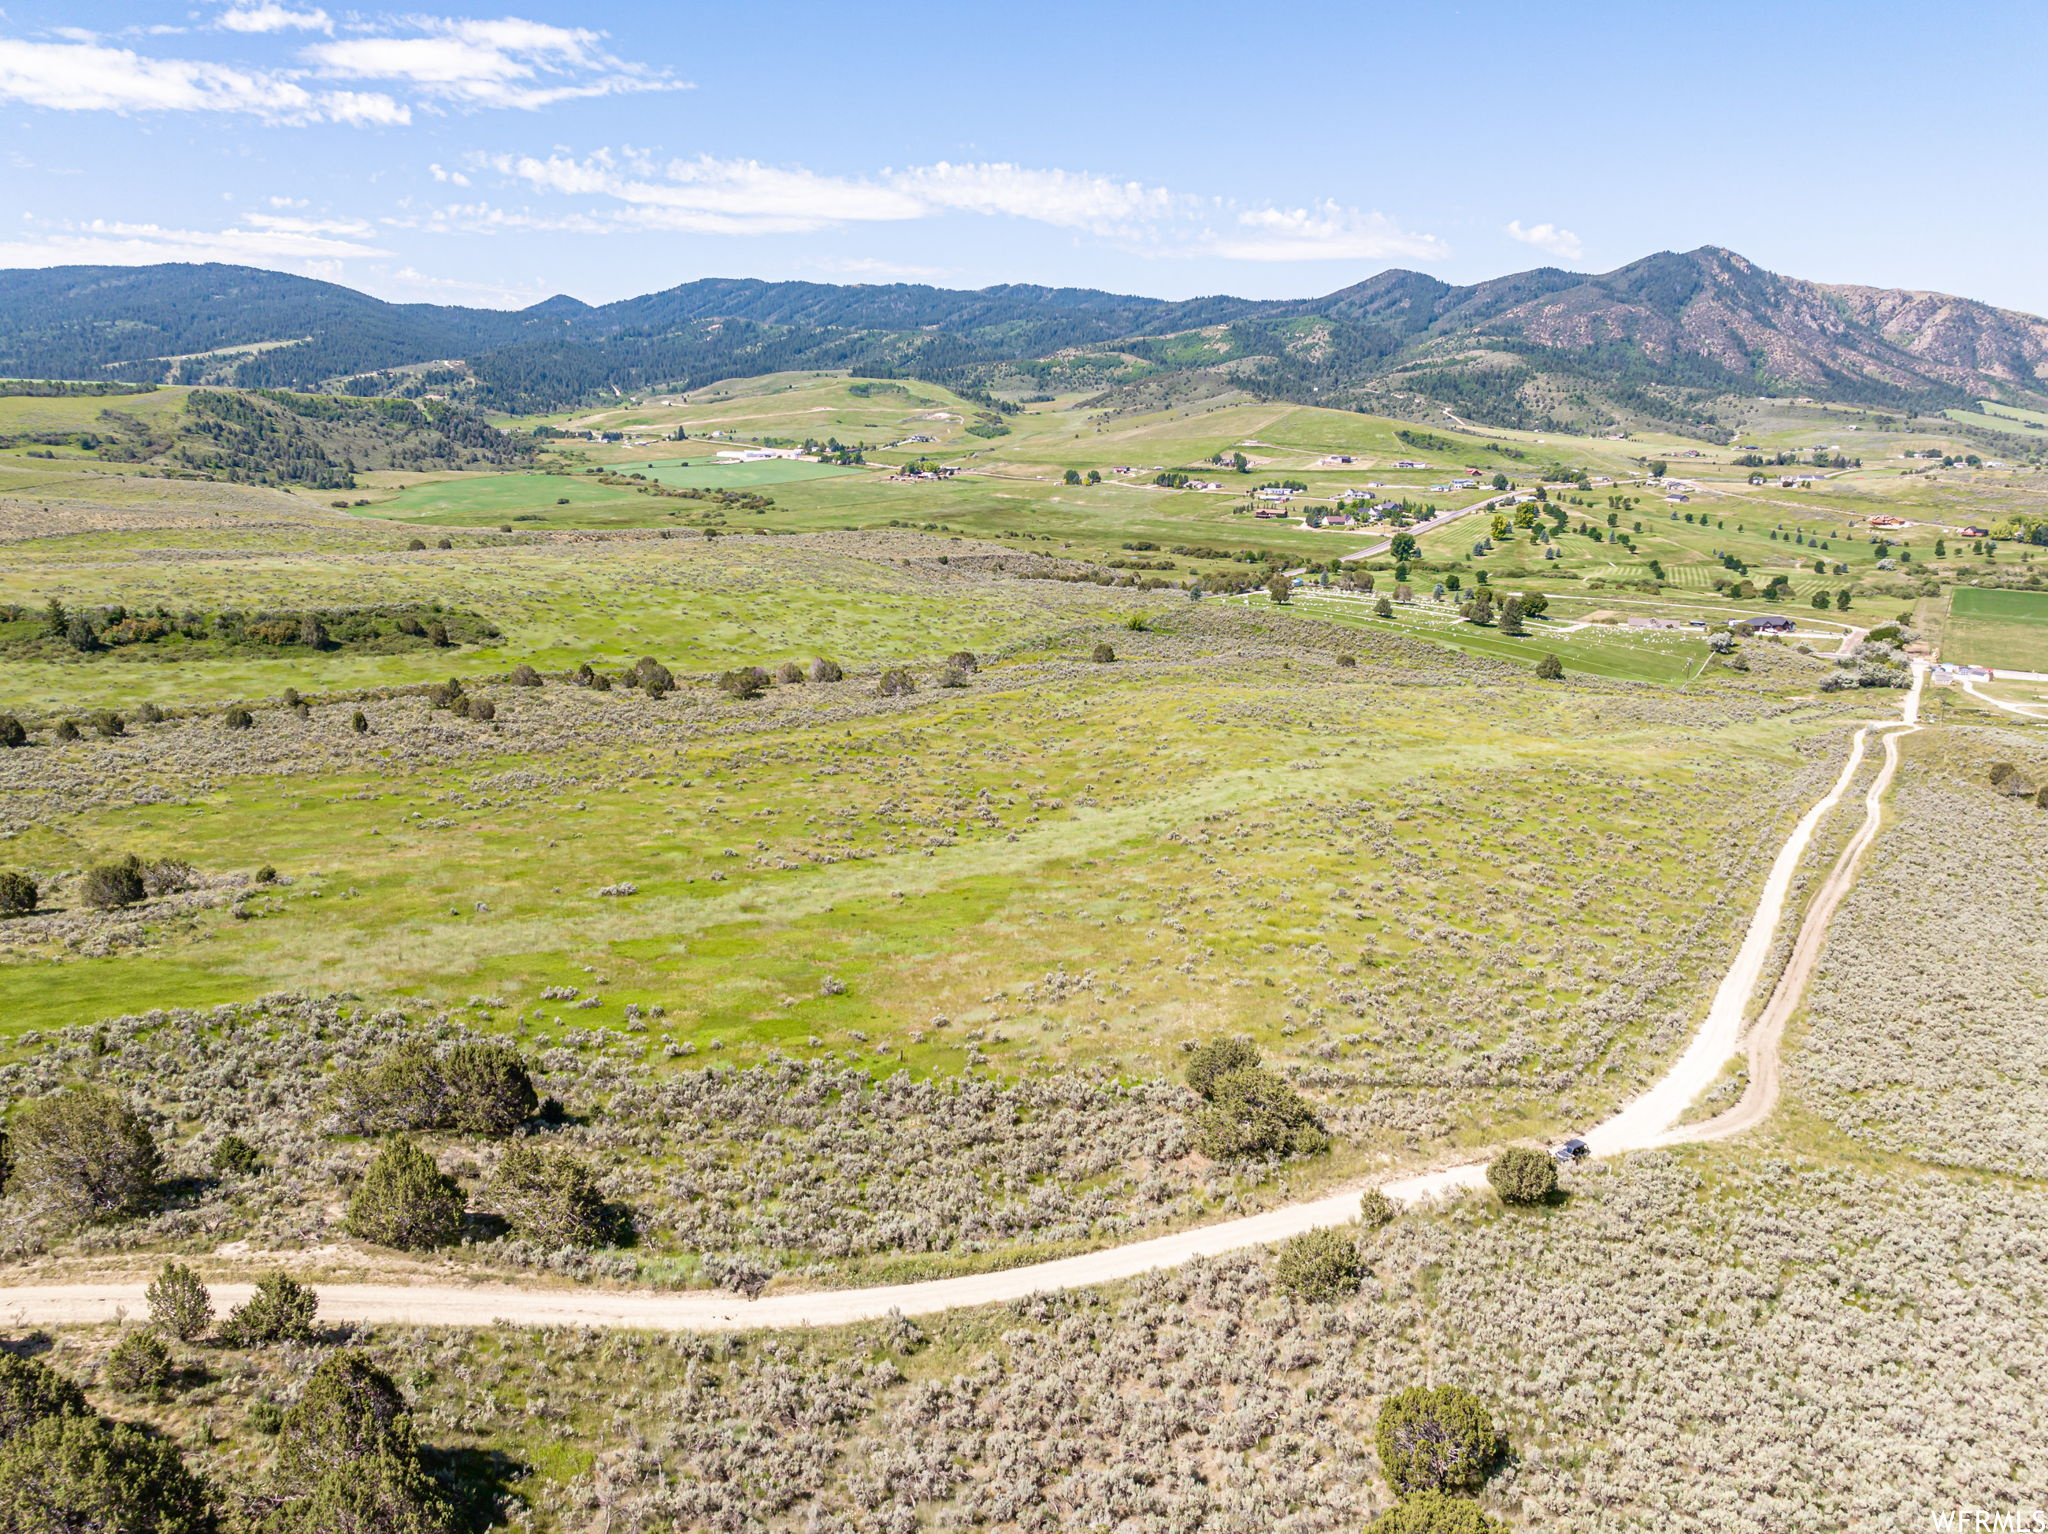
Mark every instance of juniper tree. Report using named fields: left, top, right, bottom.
left=145, top=1261, right=213, bottom=1342
left=220, top=1273, right=317, bottom=1346
left=0, top=1414, right=214, bottom=1533
left=490, top=1143, right=616, bottom=1248
left=0, top=872, right=34, bottom=915
left=80, top=855, right=146, bottom=909
left=441, top=1042, right=536, bottom=1136
left=345, top=1139, right=464, bottom=1251
left=1375, top=1385, right=1499, bottom=1495
left=12, top=1088, right=161, bottom=1222
left=1486, top=1146, right=1558, bottom=1205
left=1273, top=1227, right=1364, bottom=1301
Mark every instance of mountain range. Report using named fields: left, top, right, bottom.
left=4, top=247, right=2047, bottom=437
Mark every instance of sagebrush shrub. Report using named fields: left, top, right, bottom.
left=875, top=667, right=917, bottom=697
left=509, top=663, right=543, bottom=686
left=345, top=1139, right=464, bottom=1251
left=1092, top=643, right=1116, bottom=663
left=775, top=662, right=805, bottom=685
left=808, top=658, right=842, bottom=683
left=88, top=710, right=124, bottom=738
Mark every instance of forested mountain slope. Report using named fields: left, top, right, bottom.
left=5, top=248, right=2046, bottom=432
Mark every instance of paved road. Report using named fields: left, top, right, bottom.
left=0, top=681, right=1924, bottom=1334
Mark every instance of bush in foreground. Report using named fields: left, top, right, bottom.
left=11, top=1088, right=160, bottom=1222
left=1376, top=1385, right=1499, bottom=1496
left=0, top=1414, right=214, bottom=1533
left=1359, top=1188, right=1397, bottom=1227
left=1486, top=1146, right=1559, bottom=1205
left=0, top=1352, right=87, bottom=1438
left=345, top=1139, right=464, bottom=1251
left=1273, top=1227, right=1365, bottom=1301
left=268, top=1352, right=452, bottom=1533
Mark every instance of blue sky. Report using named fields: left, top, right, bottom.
left=2, top=0, right=2044, bottom=313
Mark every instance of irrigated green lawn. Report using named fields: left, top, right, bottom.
left=1944, top=585, right=2048, bottom=670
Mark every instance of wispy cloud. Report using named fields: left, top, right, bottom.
left=0, top=215, right=390, bottom=270
left=1205, top=201, right=1449, bottom=263
left=0, top=36, right=407, bottom=123
left=1505, top=219, right=1585, bottom=263
left=810, top=256, right=952, bottom=283
left=463, top=148, right=1444, bottom=263
left=0, top=13, right=679, bottom=124
left=217, top=4, right=333, bottom=34
left=304, top=17, right=679, bottom=110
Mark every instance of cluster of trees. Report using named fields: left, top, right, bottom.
left=1062, top=468, right=1103, bottom=485
left=718, top=656, right=845, bottom=699
left=331, top=1040, right=622, bottom=1253
left=0, top=599, right=497, bottom=658
left=172, top=388, right=529, bottom=488
left=1183, top=1038, right=1330, bottom=1161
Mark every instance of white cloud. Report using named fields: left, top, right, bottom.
left=304, top=17, right=678, bottom=110
left=891, top=162, right=1181, bottom=234
left=218, top=4, right=333, bottom=34
left=810, top=256, right=951, bottom=283
left=0, top=215, right=390, bottom=270
left=0, top=13, right=674, bottom=124
left=1505, top=219, right=1585, bottom=262
left=468, top=149, right=1441, bottom=265
left=1204, top=201, right=1449, bottom=263
left=481, top=151, right=923, bottom=234
left=0, top=37, right=408, bottom=123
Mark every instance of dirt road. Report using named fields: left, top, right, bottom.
left=0, top=675, right=1926, bottom=1333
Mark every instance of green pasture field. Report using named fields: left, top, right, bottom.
left=0, top=608, right=1852, bottom=1165
left=0, top=533, right=1147, bottom=713
left=0, top=386, right=190, bottom=436
left=1942, top=585, right=2048, bottom=671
